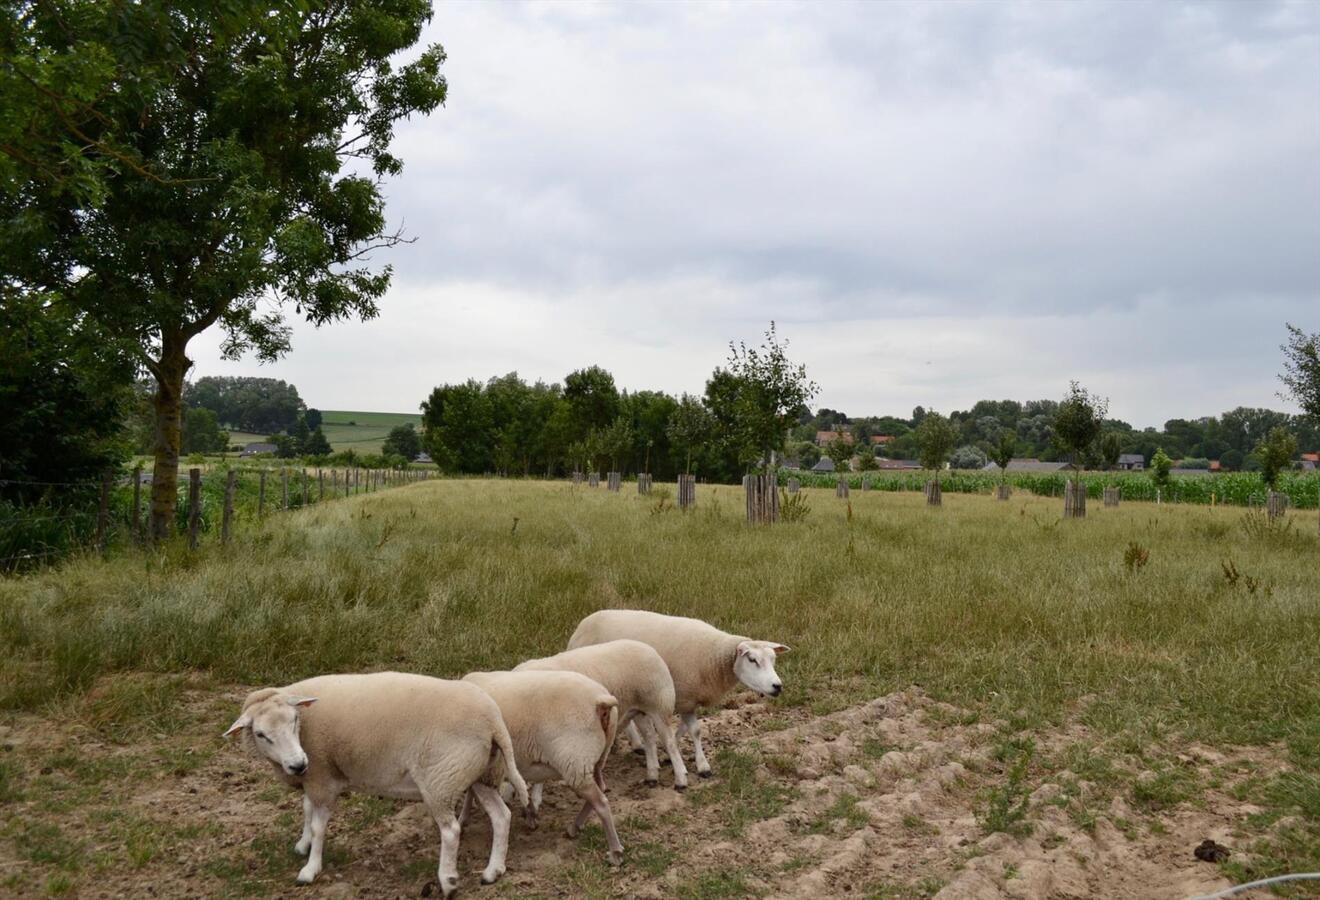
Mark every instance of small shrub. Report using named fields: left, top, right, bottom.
left=1122, top=542, right=1149, bottom=573
left=779, top=489, right=810, bottom=522
left=978, top=737, right=1035, bottom=837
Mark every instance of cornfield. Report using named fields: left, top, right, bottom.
left=784, top=468, right=1320, bottom=508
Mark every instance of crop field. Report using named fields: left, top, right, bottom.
left=0, top=481, right=1317, bottom=898
left=315, top=410, right=422, bottom=454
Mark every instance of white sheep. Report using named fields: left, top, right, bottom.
left=515, top=638, right=690, bottom=791
left=567, top=609, right=789, bottom=778
left=223, top=672, right=528, bottom=897
left=462, top=669, right=625, bottom=865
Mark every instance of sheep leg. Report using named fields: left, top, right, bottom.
left=523, top=782, right=542, bottom=829
left=295, top=795, right=336, bottom=884
left=575, top=782, right=624, bottom=866
left=624, top=719, right=647, bottom=756
left=435, top=811, right=462, bottom=899
left=638, top=715, right=661, bottom=785
left=682, top=712, right=712, bottom=777
left=468, top=782, right=510, bottom=885
left=648, top=712, right=689, bottom=790
left=458, top=788, right=473, bottom=827
left=294, top=793, right=314, bottom=855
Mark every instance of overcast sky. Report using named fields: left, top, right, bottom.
left=191, top=0, right=1320, bottom=429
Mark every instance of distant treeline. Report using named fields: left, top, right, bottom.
left=792, top=401, right=1320, bottom=471
left=417, top=369, right=1320, bottom=481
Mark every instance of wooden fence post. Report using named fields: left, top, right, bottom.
left=588, top=472, right=599, bottom=488
left=1063, top=478, right=1087, bottom=518
left=743, top=472, right=778, bottom=524
left=131, top=465, right=143, bottom=544
left=1266, top=490, right=1288, bottom=521
left=318, top=469, right=324, bottom=501
left=787, top=477, right=800, bottom=494
left=924, top=479, right=942, bottom=507
left=678, top=473, right=696, bottom=510
left=1103, top=486, right=1120, bottom=508
left=607, top=471, right=621, bottom=492
left=572, top=471, right=583, bottom=486
left=187, top=467, right=201, bottom=550
left=637, top=473, right=652, bottom=495
left=279, top=469, right=288, bottom=509
left=258, top=470, right=267, bottom=517
left=996, top=483, right=1010, bottom=501
left=861, top=476, right=871, bottom=492
left=836, top=478, right=850, bottom=499
left=221, top=469, right=236, bottom=544
left=96, top=473, right=111, bottom=551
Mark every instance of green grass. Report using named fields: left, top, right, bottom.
left=1, top=480, right=1318, bottom=886
left=317, top=409, right=420, bottom=454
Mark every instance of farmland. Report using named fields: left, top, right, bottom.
left=0, top=481, right=1317, bottom=898
left=225, top=410, right=421, bottom=454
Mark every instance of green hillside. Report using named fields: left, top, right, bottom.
left=317, top=409, right=421, bottom=453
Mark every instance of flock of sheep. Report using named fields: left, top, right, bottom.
left=224, top=609, right=791, bottom=896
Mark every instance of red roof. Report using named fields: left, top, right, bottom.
left=870, top=435, right=893, bottom=444
left=816, top=430, right=854, bottom=444
left=1302, top=452, right=1319, bottom=462
left=1209, top=460, right=1221, bottom=471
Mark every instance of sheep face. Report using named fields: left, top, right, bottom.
left=733, top=641, right=789, bottom=697
left=224, top=694, right=317, bottom=776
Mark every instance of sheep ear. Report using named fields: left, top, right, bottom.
left=223, top=715, right=250, bottom=738
left=771, top=644, right=790, bottom=656
left=286, top=696, right=318, bottom=708
left=735, top=641, right=752, bottom=659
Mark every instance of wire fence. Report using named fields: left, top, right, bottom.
left=0, top=464, right=436, bottom=573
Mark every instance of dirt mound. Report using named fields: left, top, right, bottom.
left=0, top=687, right=1285, bottom=898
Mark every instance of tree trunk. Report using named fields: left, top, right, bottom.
left=148, top=338, right=191, bottom=542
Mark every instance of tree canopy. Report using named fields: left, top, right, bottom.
left=2, top=0, right=446, bottom=538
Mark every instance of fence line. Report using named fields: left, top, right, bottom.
left=2, top=465, right=436, bottom=572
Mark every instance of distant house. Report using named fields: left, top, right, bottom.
left=1209, top=460, right=1221, bottom=472
left=876, top=458, right=921, bottom=470
left=980, top=458, right=1068, bottom=473
left=811, top=457, right=836, bottom=473
left=240, top=442, right=278, bottom=457
left=1117, top=454, right=1145, bottom=471
left=1302, top=452, right=1319, bottom=463
left=870, top=435, right=893, bottom=446
left=415, top=452, right=432, bottom=464
left=815, top=430, right=853, bottom=446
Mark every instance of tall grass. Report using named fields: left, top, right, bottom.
left=2, top=480, right=1317, bottom=755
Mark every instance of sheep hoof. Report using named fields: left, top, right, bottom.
left=644, top=779, right=659, bottom=788
left=294, top=840, right=310, bottom=856
left=698, top=770, right=713, bottom=779
left=481, top=867, right=504, bottom=884
left=674, top=783, right=688, bottom=793
left=631, top=748, right=646, bottom=757
left=607, top=850, right=624, bottom=867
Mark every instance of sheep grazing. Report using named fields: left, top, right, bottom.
left=567, top=609, right=789, bottom=778
left=515, top=639, right=689, bottom=791
left=462, top=670, right=626, bottom=865
left=223, top=672, right=528, bottom=897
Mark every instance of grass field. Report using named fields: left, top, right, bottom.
left=222, top=410, right=421, bottom=454
left=0, top=482, right=1316, bottom=897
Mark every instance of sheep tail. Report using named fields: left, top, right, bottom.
left=491, top=718, right=530, bottom=809
left=597, top=696, right=619, bottom=746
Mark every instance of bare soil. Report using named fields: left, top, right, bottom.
left=0, top=685, right=1294, bottom=899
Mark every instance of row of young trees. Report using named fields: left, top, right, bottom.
left=789, top=396, right=1320, bottom=472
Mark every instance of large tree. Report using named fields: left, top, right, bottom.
left=1, top=1, right=446, bottom=539
left=717, top=322, right=818, bottom=472
left=1280, top=323, right=1320, bottom=421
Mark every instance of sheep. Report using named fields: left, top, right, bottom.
left=514, top=639, right=689, bottom=791
left=567, top=609, right=789, bottom=778
left=462, top=669, right=625, bottom=865
left=223, top=672, right=528, bottom=897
